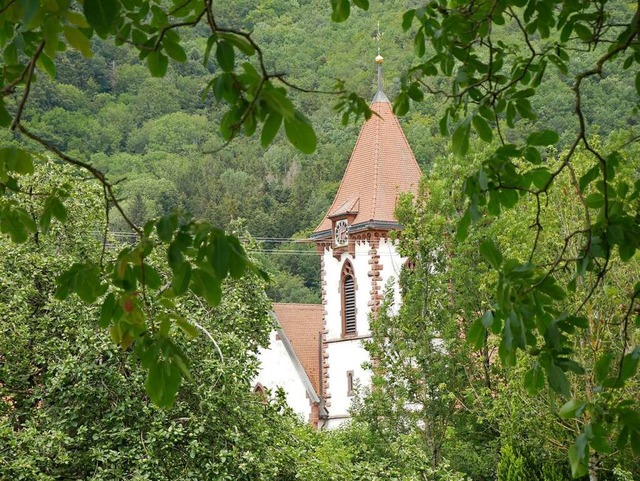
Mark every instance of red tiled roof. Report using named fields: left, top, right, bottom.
left=273, top=303, right=323, bottom=394
left=314, top=98, right=422, bottom=235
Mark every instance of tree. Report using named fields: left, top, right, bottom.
left=0, top=160, right=332, bottom=480
left=0, top=0, right=338, bottom=406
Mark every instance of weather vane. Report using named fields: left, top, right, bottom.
left=375, top=22, right=384, bottom=65
left=375, top=22, right=383, bottom=54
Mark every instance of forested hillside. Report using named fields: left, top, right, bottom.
left=5, top=0, right=636, bottom=302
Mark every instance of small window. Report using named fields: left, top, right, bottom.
left=253, top=383, right=267, bottom=404
left=341, top=261, right=356, bottom=336
left=347, top=371, right=354, bottom=396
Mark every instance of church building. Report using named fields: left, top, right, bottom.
left=255, top=54, right=422, bottom=429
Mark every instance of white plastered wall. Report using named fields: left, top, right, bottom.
left=323, top=241, right=372, bottom=339
left=321, top=237, right=407, bottom=428
left=378, top=238, right=406, bottom=314
left=325, top=338, right=372, bottom=418
left=255, top=330, right=311, bottom=421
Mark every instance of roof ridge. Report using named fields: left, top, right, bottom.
left=370, top=103, right=381, bottom=221
left=273, top=302, right=322, bottom=307
left=312, top=99, right=422, bottom=237
left=312, top=116, right=370, bottom=233
left=389, top=104, right=421, bottom=179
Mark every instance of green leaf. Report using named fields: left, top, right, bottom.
left=19, top=0, right=39, bottom=27
left=439, top=111, right=449, bottom=136
left=261, top=111, right=282, bottom=148
left=55, top=263, right=106, bottom=304
left=147, top=50, right=169, bottom=77
left=216, top=40, right=235, bottom=72
left=163, top=38, right=187, bottom=62
left=402, top=10, right=415, bottom=31
left=63, top=26, right=93, bottom=58
left=573, top=23, right=593, bottom=42
left=631, top=430, right=640, bottom=455
left=84, top=0, right=119, bottom=37
left=619, top=242, right=636, bottom=262
left=209, top=233, right=229, bottom=277
left=36, top=52, right=56, bottom=79
left=140, top=264, right=162, bottom=290
left=66, top=10, right=90, bottom=28
left=146, top=358, right=181, bottom=408
left=536, top=276, right=566, bottom=300
left=167, top=242, right=184, bottom=271
left=589, top=425, right=612, bottom=454
left=579, top=165, right=599, bottom=192
left=472, top=115, right=492, bottom=142
left=547, top=363, right=571, bottom=397
left=171, top=262, right=191, bottom=295
left=456, top=208, right=471, bottom=242
left=284, top=114, right=317, bottom=154
left=0, top=147, right=34, bottom=174
left=568, top=435, right=589, bottom=478
left=407, top=83, right=424, bottom=102
left=524, top=363, right=545, bottom=395
left=585, top=193, right=604, bottom=208
left=0, top=101, right=11, bottom=128
left=191, top=268, right=222, bottom=306
left=526, top=129, right=559, bottom=146
left=217, top=32, right=256, bottom=56
left=40, top=195, right=67, bottom=233
left=227, top=236, right=248, bottom=279
left=156, top=214, right=177, bottom=242
left=331, top=0, right=351, bottom=22
left=99, top=293, right=116, bottom=328
left=619, top=348, right=640, bottom=383
left=467, top=318, right=485, bottom=349
left=594, top=352, right=613, bottom=384
left=506, top=102, right=516, bottom=127
left=203, top=35, right=216, bottom=66
left=452, top=120, right=471, bottom=157
left=497, top=189, right=518, bottom=208
left=481, top=310, right=494, bottom=329
left=529, top=167, right=551, bottom=189
left=175, top=317, right=198, bottom=339
left=43, top=16, right=60, bottom=58
left=636, top=71, right=640, bottom=96
left=393, top=92, right=410, bottom=116
left=617, top=426, right=629, bottom=450
left=171, top=353, right=193, bottom=382
left=0, top=206, right=37, bottom=243
left=479, top=239, right=502, bottom=270
left=559, top=399, right=586, bottom=419
left=413, top=28, right=425, bottom=57
left=524, top=146, right=542, bottom=165
left=352, top=0, right=369, bottom=10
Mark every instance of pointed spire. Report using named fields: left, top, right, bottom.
left=372, top=23, right=389, bottom=103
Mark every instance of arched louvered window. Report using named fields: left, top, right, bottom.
left=342, top=261, right=356, bottom=336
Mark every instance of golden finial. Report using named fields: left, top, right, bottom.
left=373, top=21, right=389, bottom=102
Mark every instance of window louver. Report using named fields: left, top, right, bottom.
left=344, top=275, right=356, bottom=335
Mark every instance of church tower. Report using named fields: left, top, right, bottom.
left=310, top=54, right=422, bottom=428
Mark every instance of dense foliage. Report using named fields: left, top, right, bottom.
left=355, top=146, right=639, bottom=480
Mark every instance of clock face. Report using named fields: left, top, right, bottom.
left=334, top=219, right=348, bottom=247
